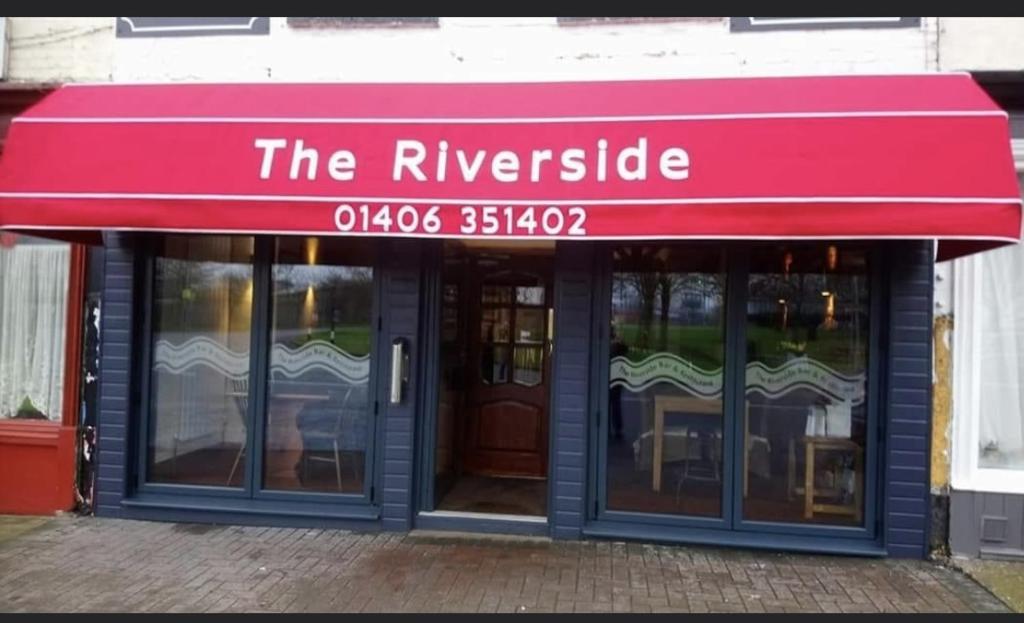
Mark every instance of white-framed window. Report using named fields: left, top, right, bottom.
left=951, top=158, right=1024, bottom=495
left=730, top=17, right=921, bottom=32
left=0, top=233, right=72, bottom=422
left=285, top=17, right=439, bottom=29
left=0, top=17, right=8, bottom=80
left=116, top=17, right=270, bottom=38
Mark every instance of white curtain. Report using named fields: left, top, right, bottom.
left=0, top=243, right=71, bottom=421
left=975, top=243, right=1024, bottom=469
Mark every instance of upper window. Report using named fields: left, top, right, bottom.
left=0, top=18, right=7, bottom=80
left=117, top=17, right=270, bottom=37
left=731, top=17, right=921, bottom=32
left=0, top=233, right=72, bottom=422
left=557, top=17, right=723, bottom=26
left=287, top=17, right=439, bottom=28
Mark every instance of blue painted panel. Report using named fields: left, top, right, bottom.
left=548, top=242, right=594, bottom=540
left=378, top=239, right=423, bottom=532
left=95, top=232, right=137, bottom=518
left=883, top=241, right=934, bottom=558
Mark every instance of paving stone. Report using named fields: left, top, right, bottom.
left=0, top=515, right=1011, bottom=613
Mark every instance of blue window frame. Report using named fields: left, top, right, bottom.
left=131, top=234, right=385, bottom=514
left=590, top=242, right=883, bottom=541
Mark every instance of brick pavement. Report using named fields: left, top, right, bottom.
left=0, top=516, right=1009, bottom=613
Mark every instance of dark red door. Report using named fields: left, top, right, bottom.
left=463, top=259, right=552, bottom=478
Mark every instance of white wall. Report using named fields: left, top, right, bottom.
left=113, top=17, right=938, bottom=82
left=5, top=17, right=113, bottom=82
left=938, top=17, right=1024, bottom=71
left=4, top=17, right=940, bottom=84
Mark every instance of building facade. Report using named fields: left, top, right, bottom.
left=933, top=18, right=1024, bottom=560
left=0, top=20, right=87, bottom=513
left=1, top=17, right=1020, bottom=559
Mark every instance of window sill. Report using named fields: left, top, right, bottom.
left=122, top=493, right=380, bottom=521
left=951, top=475, right=1024, bottom=497
left=0, top=419, right=67, bottom=446
left=584, top=519, right=886, bottom=557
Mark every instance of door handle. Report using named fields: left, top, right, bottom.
left=390, top=337, right=409, bottom=405
left=547, top=307, right=554, bottom=355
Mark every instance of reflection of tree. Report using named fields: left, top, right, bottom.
left=617, top=246, right=662, bottom=351
left=320, top=269, right=374, bottom=327
left=273, top=264, right=300, bottom=291
left=272, top=264, right=374, bottom=352
left=657, top=273, right=672, bottom=351
left=155, top=259, right=252, bottom=333
left=613, top=246, right=724, bottom=357
left=748, top=261, right=869, bottom=373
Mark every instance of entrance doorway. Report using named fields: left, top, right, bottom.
left=432, top=240, right=553, bottom=517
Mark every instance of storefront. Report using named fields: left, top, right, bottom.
left=0, top=84, right=87, bottom=515
left=0, top=74, right=1019, bottom=558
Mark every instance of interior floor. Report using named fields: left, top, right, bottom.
left=436, top=474, right=547, bottom=516
left=149, top=446, right=365, bottom=493
left=605, top=439, right=859, bottom=526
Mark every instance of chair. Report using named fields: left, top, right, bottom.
left=226, top=378, right=249, bottom=486
left=298, top=387, right=359, bottom=492
left=673, top=416, right=723, bottom=505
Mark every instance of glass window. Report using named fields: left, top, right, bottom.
left=949, top=174, right=1024, bottom=493
left=481, top=308, right=511, bottom=343
left=0, top=234, right=71, bottom=422
left=513, top=346, right=544, bottom=387
left=516, top=286, right=544, bottom=306
left=607, top=244, right=726, bottom=518
left=480, top=277, right=549, bottom=388
left=515, top=309, right=545, bottom=344
left=146, top=236, right=254, bottom=487
left=263, top=237, right=376, bottom=494
left=743, top=243, right=870, bottom=526
left=975, top=242, right=1024, bottom=471
left=481, top=285, right=512, bottom=305
left=481, top=345, right=510, bottom=385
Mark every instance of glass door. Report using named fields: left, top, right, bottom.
left=430, top=241, right=555, bottom=518
left=598, top=243, right=731, bottom=527
left=595, top=242, right=879, bottom=538
left=737, top=243, right=876, bottom=536
left=140, top=234, right=381, bottom=506
left=144, top=235, right=255, bottom=492
left=257, top=237, right=377, bottom=499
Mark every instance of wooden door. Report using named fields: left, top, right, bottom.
left=463, top=259, right=552, bottom=478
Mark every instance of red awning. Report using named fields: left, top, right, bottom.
left=0, top=74, right=1019, bottom=260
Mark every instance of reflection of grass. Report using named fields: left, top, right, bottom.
left=617, top=323, right=866, bottom=373
left=747, top=326, right=866, bottom=374
left=617, top=324, right=723, bottom=369
left=292, top=325, right=371, bottom=357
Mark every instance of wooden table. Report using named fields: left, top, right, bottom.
left=651, top=396, right=723, bottom=492
left=226, top=390, right=331, bottom=488
left=797, top=436, right=863, bottom=522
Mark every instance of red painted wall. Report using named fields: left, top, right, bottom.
left=0, top=422, right=77, bottom=514
left=0, top=85, right=84, bottom=510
